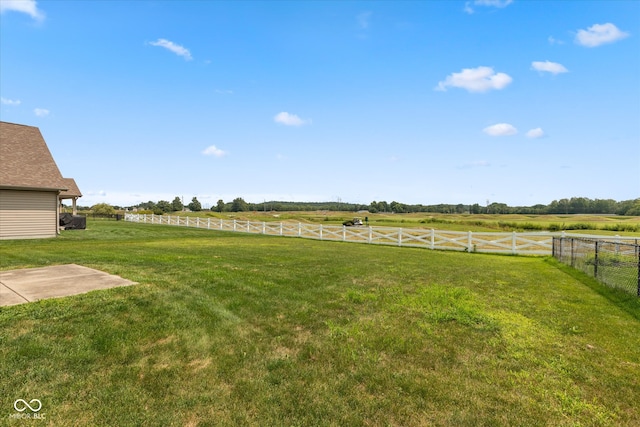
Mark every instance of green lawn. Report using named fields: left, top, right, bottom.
left=1, top=221, right=639, bottom=426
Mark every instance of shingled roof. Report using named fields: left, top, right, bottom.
left=60, top=178, right=82, bottom=198
left=0, top=121, right=69, bottom=192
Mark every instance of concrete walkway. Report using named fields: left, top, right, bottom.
left=0, top=264, right=136, bottom=307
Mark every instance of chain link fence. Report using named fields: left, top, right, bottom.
left=553, top=237, right=640, bottom=296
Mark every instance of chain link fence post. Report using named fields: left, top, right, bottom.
left=594, top=240, right=598, bottom=279
left=637, top=242, right=640, bottom=297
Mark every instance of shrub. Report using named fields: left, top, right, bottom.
left=566, top=223, right=592, bottom=230
left=91, top=203, right=115, bottom=215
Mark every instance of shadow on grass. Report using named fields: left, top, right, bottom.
left=545, top=257, right=640, bottom=321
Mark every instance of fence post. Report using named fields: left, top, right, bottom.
left=512, top=232, right=517, bottom=255
left=368, top=226, right=373, bottom=244
left=320, top=224, right=323, bottom=240
left=571, top=238, right=575, bottom=268
left=637, top=243, right=640, bottom=297
left=343, top=226, right=347, bottom=242
left=468, top=231, right=473, bottom=253
left=298, top=222, right=302, bottom=237
left=431, top=229, right=435, bottom=250
left=594, top=240, right=599, bottom=279
left=208, top=218, right=211, bottom=229
left=186, top=217, right=189, bottom=227
left=398, top=228, right=402, bottom=247
left=233, top=220, right=236, bottom=232
left=263, top=222, right=266, bottom=234
left=280, top=222, right=283, bottom=236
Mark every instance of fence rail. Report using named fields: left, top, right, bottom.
left=553, top=237, right=640, bottom=296
left=125, top=213, right=639, bottom=257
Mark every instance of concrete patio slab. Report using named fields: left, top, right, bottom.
left=0, top=264, right=136, bottom=307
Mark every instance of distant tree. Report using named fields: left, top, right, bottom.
left=91, top=203, right=115, bottom=215
left=188, top=197, right=202, bottom=212
left=592, top=199, right=616, bottom=214
left=215, top=199, right=225, bottom=212
left=231, top=197, right=248, bottom=212
left=488, top=202, right=509, bottom=214
left=568, top=197, right=590, bottom=214
left=156, top=200, right=172, bottom=213
left=138, top=200, right=157, bottom=211
left=558, top=199, right=570, bottom=215
left=390, top=201, right=406, bottom=213
left=622, top=199, right=640, bottom=216
left=172, top=196, right=184, bottom=212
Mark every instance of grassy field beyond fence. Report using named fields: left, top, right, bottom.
left=1, top=220, right=639, bottom=426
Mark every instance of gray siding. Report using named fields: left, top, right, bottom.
left=0, top=190, right=58, bottom=239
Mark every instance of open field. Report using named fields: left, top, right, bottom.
left=157, top=211, right=640, bottom=235
left=1, top=221, right=639, bottom=426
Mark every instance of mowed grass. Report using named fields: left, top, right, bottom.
left=1, top=221, right=639, bottom=426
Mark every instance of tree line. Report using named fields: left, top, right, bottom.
left=107, top=196, right=640, bottom=216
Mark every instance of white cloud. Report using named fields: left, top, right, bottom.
left=575, top=23, right=629, bottom=47
left=526, top=128, right=545, bottom=139
left=474, top=0, right=513, bottom=7
left=0, top=0, right=45, bottom=21
left=202, top=145, right=227, bottom=157
left=464, top=0, right=512, bottom=14
left=483, top=123, right=517, bottom=136
left=548, top=36, right=565, bottom=45
left=149, top=38, right=193, bottom=60
left=1, top=97, right=21, bottom=105
left=34, top=108, right=49, bottom=117
left=356, top=11, right=372, bottom=29
left=460, top=160, right=491, bottom=169
left=274, top=112, right=311, bottom=126
left=463, top=3, right=475, bottom=14
left=531, top=60, right=568, bottom=75
left=436, top=66, right=512, bottom=93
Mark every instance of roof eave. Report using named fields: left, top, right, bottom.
left=0, top=185, right=68, bottom=192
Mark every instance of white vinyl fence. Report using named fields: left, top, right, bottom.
left=124, top=213, right=637, bottom=256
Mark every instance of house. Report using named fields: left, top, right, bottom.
left=0, top=121, right=82, bottom=239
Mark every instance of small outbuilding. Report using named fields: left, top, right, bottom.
left=0, top=121, right=82, bottom=239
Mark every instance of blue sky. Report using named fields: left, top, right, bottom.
left=1, top=0, right=639, bottom=208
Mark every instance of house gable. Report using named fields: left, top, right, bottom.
left=0, top=121, right=68, bottom=192
left=0, top=121, right=81, bottom=239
